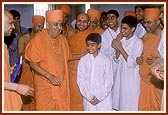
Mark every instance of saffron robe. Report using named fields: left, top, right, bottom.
left=67, top=29, right=93, bottom=111
left=18, top=33, right=36, bottom=111
left=63, top=24, right=75, bottom=39
left=4, top=44, right=22, bottom=111
left=94, top=26, right=104, bottom=35
left=25, top=29, right=70, bottom=111
left=138, top=33, right=163, bottom=111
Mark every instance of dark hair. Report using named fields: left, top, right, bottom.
left=101, top=11, right=106, bottom=17
left=9, top=10, right=20, bottom=19
left=121, top=16, right=137, bottom=28
left=86, top=33, right=101, bottom=44
left=106, top=9, right=119, bottom=18
left=134, top=4, right=148, bottom=10
left=135, top=4, right=163, bottom=10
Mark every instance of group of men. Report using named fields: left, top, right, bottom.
left=3, top=4, right=164, bottom=111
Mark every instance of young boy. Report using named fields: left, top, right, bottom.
left=111, top=16, right=143, bottom=111
left=77, top=33, right=113, bottom=111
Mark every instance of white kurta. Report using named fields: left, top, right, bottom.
left=112, top=35, right=143, bottom=111
left=134, top=23, right=146, bottom=39
left=158, top=29, right=164, bottom=58
left=158, top=30, right=164, bottom=111
left=77, top=53, right=113, bottom=111
left=100, top=27, right=120, bottom=57
left=100, top=27, right=120, bottom=73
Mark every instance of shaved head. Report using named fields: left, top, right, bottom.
left=76, top=13, right=90, bottom=31
left=4, top=10, right=15, bottom=36
left=77, top=13, right=89, bottom=20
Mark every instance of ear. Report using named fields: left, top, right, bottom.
left=156, top=20, right=160, bottom=26
left=88, top=20, right=90, bottom=26
left=131, top=27, right=135, bottom=32
left=98, top=43, right=101, bottom=49
left=117, top=17, right=120, bottom=22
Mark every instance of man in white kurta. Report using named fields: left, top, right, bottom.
left=112, top=34, right=143, bottom=111
left=100, top=9, right=120, bottom=73
left=134, top=5, right=146, bottom=39
left=100, top=9, right=120, bottom=58
left=77, top=53, right=113, bottom=111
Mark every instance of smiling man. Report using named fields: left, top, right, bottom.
left=137, top=7, right=163, bottom=111
left=67, top=12, right=93, bottom=111
left=25, top=10, right=70, bottom=111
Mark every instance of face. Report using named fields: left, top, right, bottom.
left=159, top=6, right=164, bottom=25
left=14, top=16, right=21, bottom=27
left=106, top=13, right=119, bottom=30
left=62, top=12, right=69, bottom=26
left=76, top=14, right=89, bottom=31
left=32, top=23, right=44, bottom=33
left=135, top=7, right=144, bottom=22
left=86, top=40, right=100, bottom=56
left=144, top=19, right=160, bottom=33
left=4, top=11, right=15, bottom=36
left=47, top=20, right=62, bottom=38
left=88, top=17, right=98, bottom=30
left=120, top=23, right=134, bottom=38
left=102, top=17, right=108, bottom=30
left=100, top=15, right=108, bottom=30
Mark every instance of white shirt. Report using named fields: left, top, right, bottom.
left=100, top=27, right=120, bottom=58
left=77, top=53, right=113, bottom=111
left=134, top=23, right=146, bottom=39
left=112, top=35, right=143, bottom=111
left=158, top=29, right=164, bottom=58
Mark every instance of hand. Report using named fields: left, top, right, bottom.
left=136, top=57, right=143, bottom=65
left=115, top=33, right=123, bottom=41
left=146, top=57, right=157, bottom=65
left=10, top=64, right=17, bottom=74
left=112, top=39, right=122, bottom=51
left=151, top=66, right=164, bottom=80
left=90, top=96, right=100, bottom=106
left=16, top=84, right=34, bottom=96
left=47, top=73, right=61, bottom=87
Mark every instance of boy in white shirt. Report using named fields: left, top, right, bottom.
left=77, top=33, right=113, bottom=111
left=111, top=16, right=143, bottom=111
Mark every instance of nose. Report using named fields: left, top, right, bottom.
left=120, top=28, right=124, bottom=33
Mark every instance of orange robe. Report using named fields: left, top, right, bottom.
left=4, top=44, right=22, bottom=111
left=138, top=33, right=163, bottom=111
left=18, top=59, right=35, bottom=111
left=63, top=24, right=75, bottom=39
left=18, top=33, right=36, bottom=111
left=68, top=29, right=93, bottom=111
left=94, top=26, right=104, bottom=34
left=25, top=29, right=70, bottom=111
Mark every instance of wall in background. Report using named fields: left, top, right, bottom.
left=4, top=4, right=34, bottom=29
left=4, top=3, right=137, bottom=29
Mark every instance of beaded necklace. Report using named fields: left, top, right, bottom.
left=49, top=36, right=62, bottom=54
